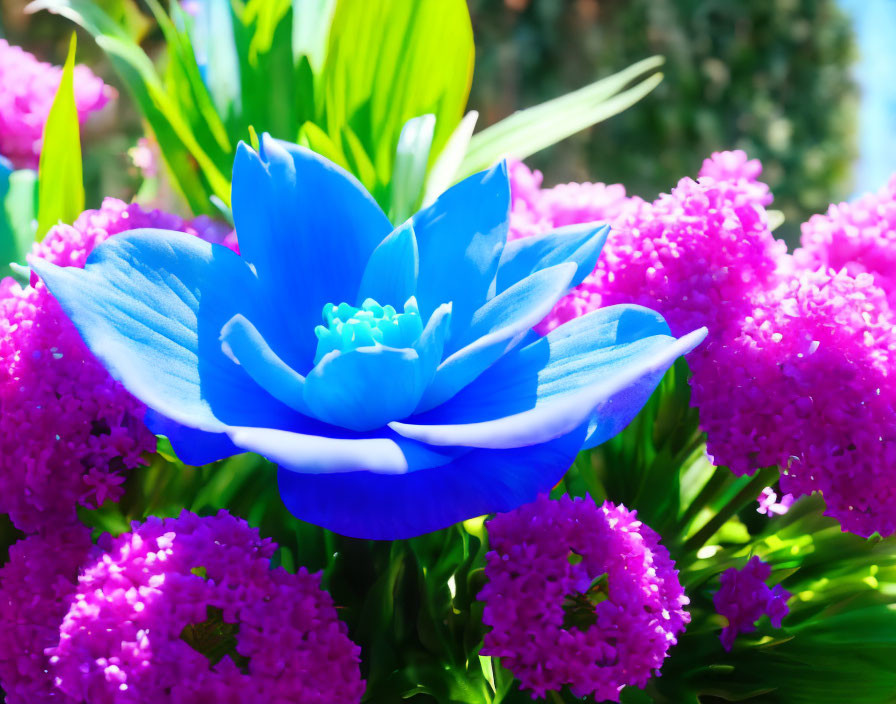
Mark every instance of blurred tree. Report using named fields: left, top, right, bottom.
left=467, top=0, right=858, bottom=244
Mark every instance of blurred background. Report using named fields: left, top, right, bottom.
left=3, top=0, right=895, bottom=245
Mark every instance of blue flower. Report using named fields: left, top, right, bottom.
left=32, top=135, right=705, bottom=539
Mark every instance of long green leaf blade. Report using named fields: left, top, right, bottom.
left=321, top=0, right=473, bottom=198
left=36, top=34, right=84, bottom=240
left=28, top=0, right=232, bottom=213
left=459, top=56, right=665, bottom=177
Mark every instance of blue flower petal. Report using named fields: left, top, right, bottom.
left=391, top=306, right=707, bottom=449
left=275, top=429, right=585, bottom=539
left=226, top=426, right=441, bottom=475
left=30, top=229, right=307, bottom=433
left=494, top=222, right=609, bottom=294
left=356, top=220, right=418, bottom=307
left=145, top=410, right=243, bottom=466
left=303, top=347, right=425, bottom=432
left=232, top=135, right=392, bottom=370
left=412, top=161, right=509, bottom=339
left=220, top=313, right=310, bottom=414
left=413, top=302, right=453, bottom=386
left=416, top=262, right=577, bottom=412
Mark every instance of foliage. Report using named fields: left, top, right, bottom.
left=74, top=357, right=896, bottom=704
left=27, top=0, right=664, bottom=218
left=467, top=0, right=857, bottom=245
left=36, top=33, right=83, bottom=239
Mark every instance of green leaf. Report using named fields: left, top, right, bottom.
left=181, top=0, right=242, bottom=121
left=423, top=109, right=478, bottom=206
left=297, top=120, right=349, bottom=168
left=244, top=0, right=292, bottom=61
left=320, top=0, right=474, bottom=197
left=291, top=0, right=336, bottom=70
left=459, top=56, right=665, bottom=177
left=28, top=0, right=232, bottom=213
left=389, top=113, right=435, bottom=223
left=36, top=34, right=83, bottom=240
left=0, top=168, right=38, bottom=279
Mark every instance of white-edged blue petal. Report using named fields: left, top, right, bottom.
left=416, top=262, right=577, bottom=412
left=356, top=219, right=418, bottom=307
left=145, top=410, right=243, bottom=466
left=276, top=429, right=584, bottom=539
left=232, top=135, right=392, bottom=371
left=220, top=313, right=310, bottom=414
left=391, top=306, right=707, bottom=449
left=302, top=347, right=424, bottom=431
left=30, top=229, right=306, bottom=433
left=412, top=160, right=509, bottom=338
left=494, top=222, right=609, bottom=294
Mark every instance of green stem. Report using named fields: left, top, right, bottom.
left=547, top=692, right=565, bottom=704
left=681, top=466, right=779, bottom=555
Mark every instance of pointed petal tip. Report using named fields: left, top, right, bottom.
left=681, top=326, right=709, bottom=354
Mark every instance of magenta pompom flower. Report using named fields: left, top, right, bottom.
left=48, top=511, right=364, bottom=704
left=0, top=199, right=234, bottom=532
left=0, top=526, right=95, bottom=704
left=713, top=556, right=791, bottom=651
left=508, top=157, right=785, bottom=338
left=0, top=39, right=111, bottom=169
left=479, top=494, right=689, bottom=701
left=691, top=267, right=896, bottom=536
left=795, top=174, right=896, bottom=305
left=697, top=150, right=772, bottom=207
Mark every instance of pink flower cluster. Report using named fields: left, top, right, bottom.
left=795, top=174, right=896, bottom=306
left=479, top=495, right=689, bottom=701
left=713, top=556, right=791, bottom=651
left=0, top=39, right=111, bottom=169
left=0, top=512, right=363, bottom=704
left=0, top=525, right=95, bottom=704
left=0, top=199, right=235, bottom=532
left=46, top=511, right=364, bottom=704
left=691, top=268, right=896, bottom=536
left=508, top=152, right=896, bottom=537
left=510, top=152, right=784, bottom=338
left=756, top=487, right=794, bottom=517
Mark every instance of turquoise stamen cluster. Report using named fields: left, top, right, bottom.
left=313, top=297, right=423, bottom=364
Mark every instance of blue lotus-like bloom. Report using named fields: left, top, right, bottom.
left=33, top=135, right=706, bottom=539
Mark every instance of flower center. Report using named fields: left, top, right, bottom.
left=562, top=570, right=610, bottom=631
left=180, top=604, right=249, bottom=673
left=313, top=297, right=422, bottom=364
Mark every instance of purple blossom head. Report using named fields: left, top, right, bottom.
left=698, top=150, right=772, bottom=207
left=713, top=556, right=791, bottom=651
left=794, top=174, right=896, bottom=306
left=0, top=199, right=235, bottom=532
left=507, top=159, right=641, bottom=243
left=756, top=487, right=795, bottom=516
left=0, top=526, right=95, bottom=704
left=479, top=495, right=690, bottom=701
left=690, top=266, right=896, bottom=536
left=507, top=151, right=784, bottom=338
left=538, top=175, right=786, bottom=337
left=0, top=39, right=111, bottom=169
left=48, top=510, right=364, bottom=704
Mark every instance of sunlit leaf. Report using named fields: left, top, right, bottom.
left=321, top=0, right=474, bottom=194
left=291, top=0, right=336, bottom=70
left=389, top=114, right=435, bottom=223
left=182, top=0, right=242, bottom=121
left=36, top=34, right=83, bottom=240
left=459, top=56, right=665, bottom=177
left=423, top=110, right=478, bottom=206
left=0, top=166, right=38, bottom=278
left=28, top=0, right=232, bottom=213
